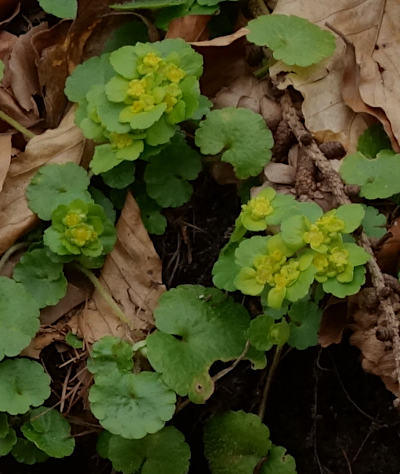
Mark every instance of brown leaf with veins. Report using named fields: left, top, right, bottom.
left=74, top=193, right=164, bottom=344
left=166, top=15, right=211, bottom=42
left=0, top=107, right=85, bottom=254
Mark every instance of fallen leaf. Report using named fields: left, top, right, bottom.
left=21, top=328, right=65, bottom=359
left=264, top=162, right=295, bottom=185
left=166, top=14, right=211, bottom=42
left=0, top=0, right=19, bottom=26
left=191, top=26, right=248, bottom=47
left=0, top=107, right=85, bottom=254
left=318, top=298, right=348, bottom=347
left=76, top=193, right=165, bottom=344
left=376, top=217, right=400, bottom=274
left=0, top=135, right=12, bottom=192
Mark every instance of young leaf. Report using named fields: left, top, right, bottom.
left=212, top=244, right=241, bottom=292
left=249, top=314, right=290, bottom=351
left=87, top=336, right=134, bottom=376
left=361, top=206, right=386, bottom=238
left=0, top=414, right=17, bottom=456
left=144, top=134, right=202, bottom=207
left=247, top=15, right=336, bottom=67
left=288, top=300, right=322, bottom=350
left=195, top=108, right=273, bottom=179
left=11, top=439, right=48, bottom=465
left=146, top=285, right=266, bottom=404
left=340, top=150, right=400, bottom=199
left=13, top=249, right=67, bottom=309
left=26, top=163, right=91, bottom=220
left=38, top=0, right=77, bottom=18
left=89, top=371, right=176, bottom=439
left=65, top=332, right=83, bottom=349
left=21, top=408, right=75, bottom=458
left=0, top=277, right=40, bottom=361
left=134, top=188, right=167, bottom=235
left=102, top=161, right=136, bottom=189
left=203, top=410, right=271, bottom=474
left=357, top=123, right=392, bottom=158
left=0, top=359, right=51, bottom=415
left=322, top=265, right=366, bottom=298
left=97, top=426, right=190, bottom=474
left=260, top=445, right=297, bottom=474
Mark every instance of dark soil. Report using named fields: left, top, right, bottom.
left=2, top=176, right=400, bottom=474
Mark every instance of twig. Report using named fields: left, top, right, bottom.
left=0, top=110, right=36, bottom=139
left=212, top=340, right=250, bottom=383
left=258, top=345, right=282, bottom=420
left=0, top=241, right=29, bottom=273
left=281, top=91, right=400, bottom=391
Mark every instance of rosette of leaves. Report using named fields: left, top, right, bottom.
left=0, top=277, right=40, bottom=360
left=97, top=426, right=190, bottom=474
left=87, top=336, right=176, bottom=439
left=65, top=39, right=203, bottom=174
left=0, top=413, right=17, bottom=456
left=0, top=359, right=51, bottom=415
left=146, top=285, right=266, bottom=404
left=195, top=107, right=274, bottom=179
left=203, top=410, right=272, bottom=474
left=21, top=408, right=75, bottom=458
left=247, top=14, right=336, bottom=67
left=43, top=199, right=116, bottom=267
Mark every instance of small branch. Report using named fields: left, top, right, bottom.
left=0, top=110, right=36, bottom=139
left=258, top=345, right=283, bottom=420
left=0, top=242, right=29, bottom=273
left=74, top=263, right=130, bottom=325
left=212, top=340, right=250, bottom=383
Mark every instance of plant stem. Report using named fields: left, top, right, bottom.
left=0, top=110, right=36, bottom=139
left=258, top=345, right=283, bottom=420
left=0, top=242, right=29, bottom=273
left=74, top=263, right=130, bottom=325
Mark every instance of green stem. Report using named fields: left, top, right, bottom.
left=0, top=110, right=36, bottom=139
left=74, top=263, right=130, bottom=325
left=0, top=242, right=29, bottom=273
left=258, top=345, right=283, bottom=420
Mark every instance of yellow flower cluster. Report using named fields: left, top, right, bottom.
left=313, top=246, right=351, bottom=283
left=242, top=195, right=274, bottom=221
left=63, top=211, right=97, bottom=247
left=303, top=212, right=345, bottom=252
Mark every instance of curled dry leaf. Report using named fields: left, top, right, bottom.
left=74, top=193, right=165, bottom=344
left=377, top=218, right=400, bottom=275
left=0, top=107, right=85, bottom=254
left=166, top=14, right=211, bottom=42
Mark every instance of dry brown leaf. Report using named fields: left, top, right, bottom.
left=264, top=162, right=295, bottom=185
left=75, top=193, right=165, bottom=344
left=377, top=217, right=400, bottom=275
left=0, top=107, right=85, bottom=254
left=0, top=0, right=19, bottom=26
left=191, top=27, right=248, bottom=47
left=319, top=299, right=348, bottom=347
left=21, top=328, right=65, bottom=359
left=166, top=15, right=211, bottom=42
left=0, top=135, right=12, bottom=193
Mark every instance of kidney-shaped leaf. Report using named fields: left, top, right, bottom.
left=11, top=438, right=48, bottom=465
left=261, top=445, right=297, bottom=474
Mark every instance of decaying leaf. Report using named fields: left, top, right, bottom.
left=0, top=107, right=85, bottom=254
left=75, top=193, right=164, bottom=344
left=166, top=14, right=211, bottom=42
left=377, top=217, right=400, bottom=275
left=0, top=135, right=11, bottom=193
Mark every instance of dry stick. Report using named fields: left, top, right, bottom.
left=258, top=345, right=283, bottom=420
left=280, top=91, right=400, bottom=391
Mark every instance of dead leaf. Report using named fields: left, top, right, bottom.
left=76, top=193, right=165, bottom=344
left=319, top=298, right=348, bottom=347
left=0, top=107, right=85, bottom=254
left=0, top=135, right=12, bottom=192
left=0, top=0, right=19, bottom=26
left=191, top=27, right=248, bottom=47
left=21, top=328, right=65, bottom=359
left=166, top=14, right=211, bottom=42
left=377, top=217, right=400, bottom=275
left=264, top=162, right=295, bottom=185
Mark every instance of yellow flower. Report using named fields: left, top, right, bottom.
left=329, top=247, right=348, bottom=267
left=127, top=79, right=146, bottom=98
left=313, top=254, right=329, bottom=273
left=143, top=52, right=162, bottom=68
left=318, top=213, right=345, bottom=233
left=130, top=100, right=144, bottom=113
left=165, top=63, right=186, bottom=83
left=66, top=224, right=97, bottom=247
left=63, top=212, right=84, bottom=228
left=164, top=94, right=178, bottom=112
left=243, top=196, right=274, bottom=220
left=110, top=133, right=133, bottom=150
left=274, top=261, right=300, bottom=289
left=303, top=225, right=325, bottom=248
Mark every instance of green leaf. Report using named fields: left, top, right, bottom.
left=87, top=336, right=134, bottom=376
left=102, top=161, right=136, bottom=189
left=249, top=314, right=290, bottom=351
left=212, top=244, right=240, bottom=292
left=288, top=300, right=322, bottom=350
left=357, top=123, right=392, bottom=158
left=203, top=410, right=271, bottom=474
left=195, top=107, right=273, bottom=179
left=26, top=163, right=91, bottom=220
left=11, top=438, right=48, bottom=465
left=260, top=445, right=297, bottom=474
left=111, top=0, right=187, bottom=10
left=13, top=249, right=67, bottom=309
left=89, top=371, right=176, bottom=439
left=247, top=14, right=336, bottom=67
left=103, top=21, right=149, bottom=53
left=335, top=204, right=365, bottom=233
left=0, top=277, right=40, bottom=361
left=21, top=408, right=75, bottom=458
left=146, top=286, right=265, bottom=403
left=134, top=187, right=167, bottom=235
left=340, top=150, right=400, bottom=199
left=235, top=236, right=269, bottom=268
left=38, top=0, right=77, bottom=18
left=322, top=265, right=366, bottom=298
left=361, top=205, right=386, bottom=238
left=0, top=60, right=4, bottom=81
left=65, top=332, right=83, bottom=349
left=280, top=215, right=308, bottom=250
left=90, top=186, right=116, bottom=223
left=97, top=426, right=190, bottom=474
left=144, top=134, right=202, bottom=207
left=0, top=414, right=17, bottom=456
left=0, top=359, right=51, bottom=415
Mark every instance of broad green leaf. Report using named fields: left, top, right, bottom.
left=146, top=285, right=266, bottom=404
left=0, top=277, right=40, bottom=361
left=235, top=236, right=269, bottom=268
left=249, top=314, right=290, bottom=351
left=203, top=410, right=271, bottom=474
left=89, top=371, right=176, bottom=439
left=11, top=439, right=48, bottom=465
left=280, top=215, right=309, bottom=250
left=212, top=244, right=240, bottom=292
left=90, top=186, right=117, bottom=223
left=103, top=21, right=149, bottom=53
left=247, top=15, right=336, bottom=67
left=144, top=134, right=202, bottom=207
left=26, top=163, right=91, bottom=220
left=102, top=161, right=136, bottom=189
left=65, top=332, right=83, bottom=349
left=322, top=265, right=366, bottom=298
left=134, top=187, right=167, bottom=235
left=335, top=204, right=364, bottom=233
left=13, top=249, right=67, bottom=308
left=195, top=107, right=273, bottom=179
left=357, top=123, right=392, bottom=158
left=97, top=426, right=190, bottom=474
left=0, top=359, right=51, bottom=415
left=361, top=205, right=386, bottom=238
left=22, top=408, right=75, bottom=458
left=340, top=150, right=400, bottom=199
left=288, top=300, right=322, bottom=350
left=87, top=336, right=134, bottom=376
left=38, top=0, right=77, bottom=18
left=111, top=0, right=187, bottom=9
left=0, top=414, right=17, bottom=456
left=260, top=445, right=297, bottom=474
